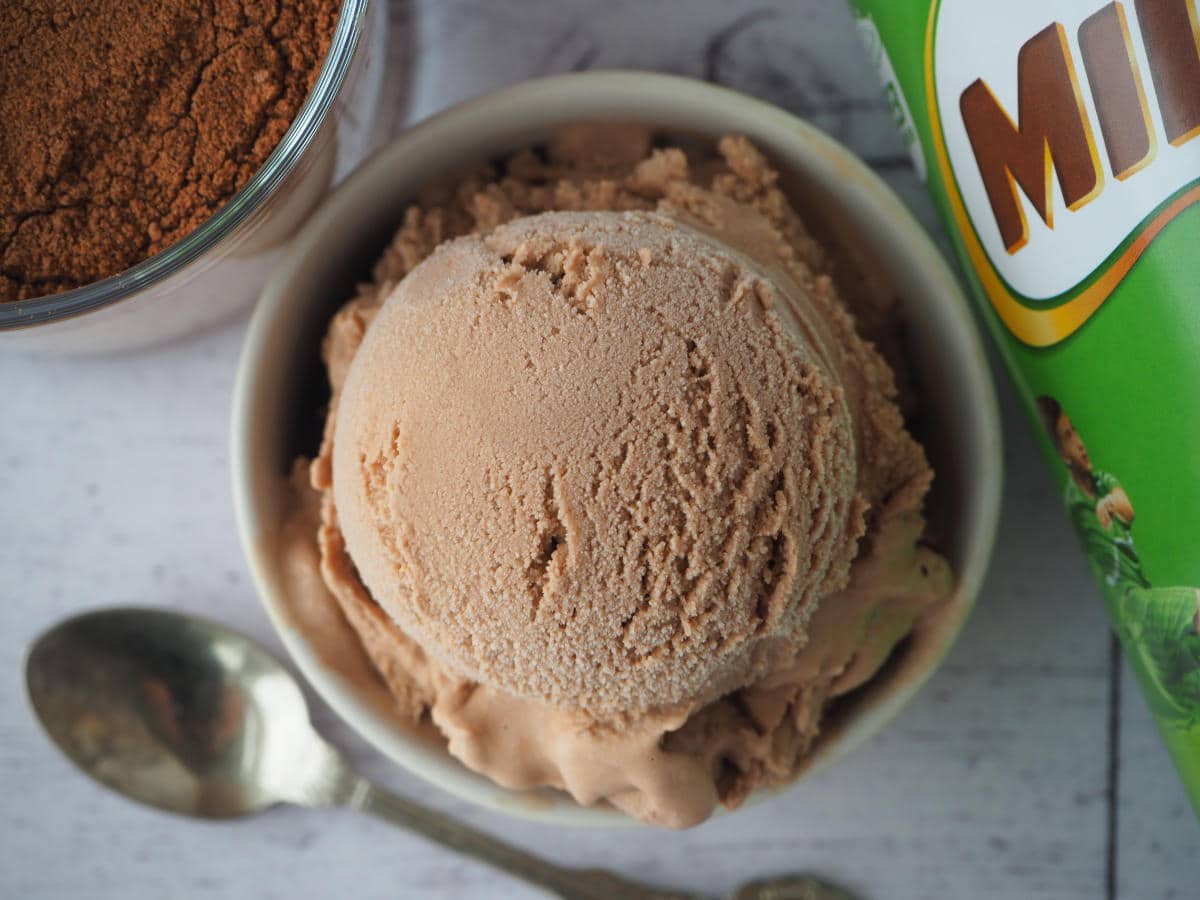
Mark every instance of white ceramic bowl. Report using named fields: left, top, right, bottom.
left=232, top=72, right=1003, bottom=826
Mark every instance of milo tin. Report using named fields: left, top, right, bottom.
left=848, top=0, right=1200, bottom=812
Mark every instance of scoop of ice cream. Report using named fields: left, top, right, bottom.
left=291, top=133, right=953, bottom=827
left=330, top=210, right=864, bottom=716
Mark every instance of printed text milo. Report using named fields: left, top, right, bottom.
left=851, top=0, right=1200, bottom=817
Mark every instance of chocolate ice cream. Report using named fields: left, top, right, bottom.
left=287, top=129, right=952, bottom=827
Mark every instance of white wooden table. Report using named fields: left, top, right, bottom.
left=2, top=2, right=1197, bottom=897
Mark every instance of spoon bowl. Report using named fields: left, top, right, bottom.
left=25, top=607, right=320, bottom=818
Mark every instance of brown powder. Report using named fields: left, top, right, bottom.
left=0, top=0, right=340, bottom=302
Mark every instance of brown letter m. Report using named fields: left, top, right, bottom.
left=960, top=24, right=1104, bottom=254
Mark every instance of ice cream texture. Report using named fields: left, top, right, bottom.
left=292, top=128, right=953, bottom=827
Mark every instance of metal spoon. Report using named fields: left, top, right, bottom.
left=25, top=607, right=855, bottom=900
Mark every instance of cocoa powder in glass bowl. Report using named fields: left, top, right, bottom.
left=0, top=0, right=339, bottom=303
left=0, top=0, right=384, bottom=352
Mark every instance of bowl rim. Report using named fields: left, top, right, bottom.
left=231, top=70, right=1004, bottom=827
left=0, top=0, right=373, bottom=332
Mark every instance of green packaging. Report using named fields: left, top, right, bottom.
left=848, top=0, right=1200, bottom=813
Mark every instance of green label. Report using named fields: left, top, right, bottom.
left=849, top=0, right=1200, bottom=816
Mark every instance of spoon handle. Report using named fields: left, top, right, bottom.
left=342, top=777, right=687, bottom=900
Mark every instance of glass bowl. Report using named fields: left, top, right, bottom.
left=0, top=0, right=388, bottom=354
